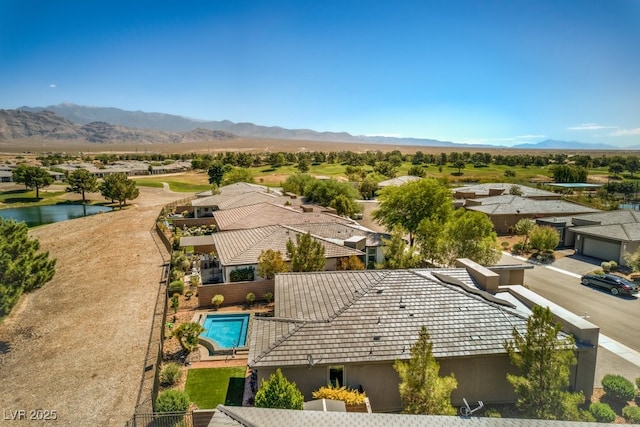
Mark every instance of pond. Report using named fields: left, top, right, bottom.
left=0, top=204, right=113, bottom=227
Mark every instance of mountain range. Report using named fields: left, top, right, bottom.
left=2, top=103, right=636, bottom=150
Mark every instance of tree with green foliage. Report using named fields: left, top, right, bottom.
left=304, top=178, right=361, bottom=209
left=12, top=165, right=54, bottom=199
left=222, top=167, right=254, bottom=185
left=623, top=248, right=640, bottom=272
left=452, top=159, right=466, bottom=174
left=100, top=173, right=139, bottom=208
left=394, top=326, right=457, bottom=415
left=254, top=368, right=304, bottom=410
left=550, top=165, right=587, bottom=183
left=358, top=173, right=383, bottom=200
left=65, top=168, right=99, bottom=202
left=529, top=225, right=560, bottom=253
left=172, top=321, right=205, bottom=352
left=373, top=178, right=453, bottom=245
left=330, top=194, right=362, bottom=218
left=608, top=162, right=625, bottom=177
left=504, top=305, right=588, bottom=421
left=257, top=249, right=290, bottom=279
left=286, top=232, right=326, bottom=272
left=296, top=157, right=310, bottom=173
left=281, top=173, right=314, bottom=195
left=514, top=218, right=536, bottom=246
left=372, top=161, right=397, bottom=178
left=407, top=165, right=427, bottom=177
left=0, top=218, right=57, bottom=317
left=438, top=210, right=501, bottom=266
left=207, top=162, right=226, bottom=185
left=378, top=227, right=420, bottom=269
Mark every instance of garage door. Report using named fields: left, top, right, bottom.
left=582, top=237, right=621, bottom=262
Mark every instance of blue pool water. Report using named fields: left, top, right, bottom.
left=200, top=313, right=250, bottom=349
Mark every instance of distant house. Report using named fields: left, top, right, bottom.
left=453, top=183, right=561, bottom=201
left=248, top=269, right=597, bottom=412
left=191, top=192, right=300, bottom=218
left=537, top=210, right=640, bottom=266
left=212, top=202, right=355, bottom=232
left=464, top=195, right=600, bottom=235
left=377, top=175, right=421, bottom=189
left=180, top=225, right=365, bottom=283
left=0, top=170, right=13, bottom=182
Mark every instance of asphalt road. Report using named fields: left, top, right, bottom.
left=504, top=254, right=640, bottom=353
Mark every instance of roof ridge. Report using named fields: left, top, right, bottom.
left=325, top=270, right=390, bottom=322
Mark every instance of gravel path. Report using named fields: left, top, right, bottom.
left=0, top=186, right=190, bottom=426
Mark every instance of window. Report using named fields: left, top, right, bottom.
left=328, top=365, right=344, bottom=387
left=367, top=248, right=376, bottom=263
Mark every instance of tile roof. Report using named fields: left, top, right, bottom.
left=466, top=196, right=600, bottom=215
left=196, top=182, right=283, bottom=198
left=291, top=222, right=389, bottom=247
left=210, top=225, right=363, bottom=266
left=210, top=405, right=604, bottom=427
left=453, top=183, right=558, bottom=198
left=377, top=175, right=421, bottom=187
left=571, top=223, right=640, bottom=241
left=191, top=191, right=292, bottom=209
left=248, top=269, right=535, bottom=368
left=213, top=202, right=354, bottom=231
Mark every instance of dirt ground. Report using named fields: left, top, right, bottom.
left=0, top=185, right=189, bottom=426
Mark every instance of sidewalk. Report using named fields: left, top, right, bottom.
left=502, top=252, right=640, bottom=385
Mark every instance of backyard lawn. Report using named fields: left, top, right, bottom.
left=184, top=367, right=247, bottom=409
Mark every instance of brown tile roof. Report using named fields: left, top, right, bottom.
left=210, top=225, right=363, bottom=267
left=291, top=222, right=389, bottom=247
left=466, top=196, right=600, bottom=215
left=248, top=269, right=535, bottom=368
left=213, top=202, right=354, bottom=231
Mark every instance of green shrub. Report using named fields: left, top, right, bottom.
left=246, top=292, right=255, bottom=306
left=230, top=266, right=255, bottom=282
left=623, top=406, right=640, bottom=423
left=589, top=402, right=616, bottom=423
left=601, top=261, right=612, bottom=273
left=168, top=280, right=184, bottom=295
left=264, top=292, right=274, bottom=304
left=155, top=389, right=190, bottom=412
left=212, top=294, right=224, bottom=309
left=636, top=376, right=640, bottom=390
left=602, top=374, right=636, bottom=402
left=484, top=407, right=502, bottom=418
left=609, top=260, right=618, bottom=271
left=159, top=362, right=182, bottom=386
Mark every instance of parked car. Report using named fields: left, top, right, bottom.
left=580, top=273, right=639, bottom=296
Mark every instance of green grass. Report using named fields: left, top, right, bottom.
left=184, top=367, right=246, bottom=409
left=133, top=177, right=211, bottom=192
left=0, top=189, right=70, bottom=208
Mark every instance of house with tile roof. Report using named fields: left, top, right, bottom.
left=537, top=210, right=640, bottom=266
left=247, top=269, right=598, bottom=412
left=211, top=202, right=355, bottom=231
left=453, top=183, right=561, bottom=200
left=377, top=175, right=421, bottom=188
left=464, top=195, right=600, bottom=235
left=181, top=225, right=365, bottom=283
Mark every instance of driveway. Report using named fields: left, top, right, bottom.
left=551, top=252, right=606, bottom=276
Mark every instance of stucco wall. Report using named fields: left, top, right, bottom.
left=198, top=279, right=275, bottom=307
left=257, top=353, right=520, bottom=413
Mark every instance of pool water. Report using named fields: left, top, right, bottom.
left=200, top=313, right=250, bottom=349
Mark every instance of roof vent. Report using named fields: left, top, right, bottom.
left=376, top=289, right=384, bottom=294
left=373, top=335, right=381, bottom=341
left=470, top=335, right=482, bottom=340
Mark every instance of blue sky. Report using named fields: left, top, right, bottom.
left=1, top=0, right=639, bottom=146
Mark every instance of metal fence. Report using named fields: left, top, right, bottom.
left=125, top=411, right=193, bottom=427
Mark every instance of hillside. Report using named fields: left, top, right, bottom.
left=0, top=109, right=236, bottom=144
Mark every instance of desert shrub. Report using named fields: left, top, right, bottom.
left=168, top=280, right=184, bottom=295
left=601, top=261, right=612, bottom=273
left=155, top=389, right=190, bottom=412
left=500, top=241, right=510, bottom=250
left=312, top=384, right=366, bottom=405
left=504, top=169, right=516, bottom=177
left=589, top=402, right=616, bottom=423
left=609, top=260, right=618, bottom=271
left=230, top=266, right=255, bottom=282
left=602, top=374, right=636, bottom=402
left=484, top=407, right=502, bottom=418
left=623, top=406, right=640, bottom=423
left=246, top=292, right=255, bottom=306
left=159, top=362, right=182, bottom=386
left=264, top=292, right=274, bottom=304
left=211, top=294, right=224, bottom=309
left=512, top=242, right=523, bottom=253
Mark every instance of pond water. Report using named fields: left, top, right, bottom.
left=0, top=204, right=113, bottom=227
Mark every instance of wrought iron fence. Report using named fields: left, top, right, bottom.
left=125, top=411, right=193, bottom=427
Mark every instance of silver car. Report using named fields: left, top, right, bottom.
left=581, top=273, right=639, bottom=296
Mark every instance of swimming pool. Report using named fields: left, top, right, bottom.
left=200, top=313, right=250, bottom=350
